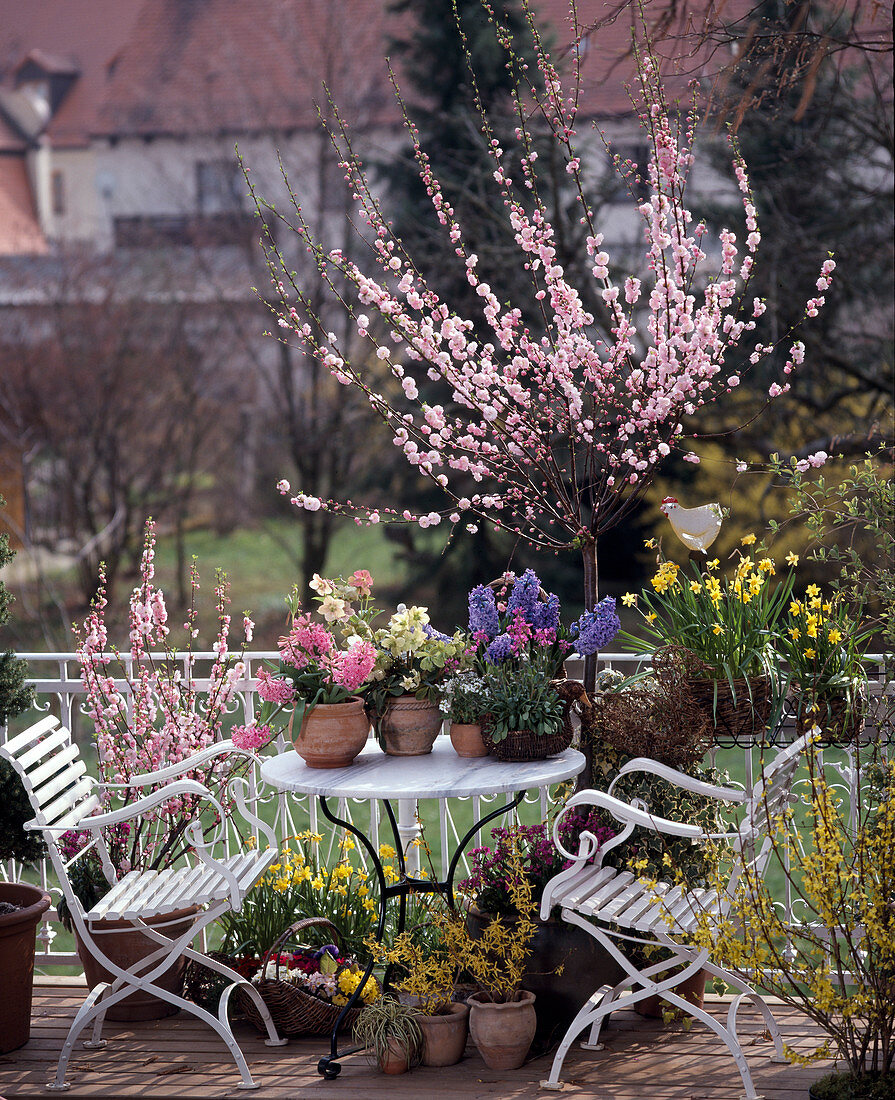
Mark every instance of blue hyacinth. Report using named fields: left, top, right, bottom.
left=530, top=591, right=560, bottom=633
left=468, top=585, right=499, bottom=639
left=570, top=597, right=621, bottom=656
left=484, top=633, right=515, bottom=664
left=506, top=569, right=541, bottom=623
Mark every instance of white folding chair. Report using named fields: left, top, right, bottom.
left=1, top=715, right=287, bottom=1091
left=539, top=732, right=813, bottom=1098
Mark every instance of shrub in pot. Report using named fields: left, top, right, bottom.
left=459, top=811, right=622, bottom=1050
left=0, top=498, right=51, bottom=1053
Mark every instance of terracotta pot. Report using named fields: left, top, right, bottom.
left=75, top=905, right=199, bottom=1021
left=449, top=722, right=488, bottom=758
left=378, top=697, right=443, bottom=756
left=634, top=965, right=707, bottom=1019
left=468, top=989, right=536, bottom=1070
left=290, top=696, right=370, bottom=768
left=0, top=881, right=52, bottom=1053
left=378, top=1036, right=412, bottom=1074
left=415, top=1001, right=469, bottom=1067
left=466, top=906, right=624, bottom=1053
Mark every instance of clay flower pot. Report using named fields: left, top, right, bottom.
left=449, top=722, right=488, bottom=758
left=415, top=1001, right=469, bottom=1067
left=290, top=696, right=370, bottom=768
left=75, top=905, right=199, bottom=1021
left=0, top=881, right=52, bottom=1053
left=378, top=1036, right=412, bottom=1074
left=468, top=989, right=536, bottom=1070
left=378, top=697, right=443, bottom=756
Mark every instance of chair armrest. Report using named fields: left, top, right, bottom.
left=609, top=757, right=748, bottom=804
left=562, top=788, right=706, bottom=839
left=84, top=780, right=223, bottom=830
left=103, top=739, right=256, bottom=789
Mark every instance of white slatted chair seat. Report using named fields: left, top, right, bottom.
left=568, top=868, right=722, bottom=933
left=539, top=734, right=814, bottom=1099
left=0, top=716, right=287, bottom=1091
left=87, top=849, right=276, bottom=922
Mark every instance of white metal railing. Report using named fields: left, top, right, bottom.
left=2, top=650, right=890, bottom=968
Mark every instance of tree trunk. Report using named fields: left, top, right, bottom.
left=578, top=539, right=598, bottom=791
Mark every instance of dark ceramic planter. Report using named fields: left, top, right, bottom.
left=466, top=906, right=624, bottom=1054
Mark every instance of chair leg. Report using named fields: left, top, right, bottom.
left=183, top=946, right=287, bottom=1048
left=703, top=961, right=787, bottom=1064
left=46, top=982, right=111, bottom=1090
left=659, top=988, right=764, bottom=1100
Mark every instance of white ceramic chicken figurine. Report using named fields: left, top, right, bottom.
left=660, top=497, right=723, bottom=553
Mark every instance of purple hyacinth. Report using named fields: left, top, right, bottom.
left=484, top=633, right=514, bottom=664
left=423, top=623, right=452, bottom=642
left=506, top=569, right=541, bottom=624
left=531, top=591, right=560, bottom=633
left=468, top=584, right=500, bottom=640
left=570, top=597, right=621, bottom=656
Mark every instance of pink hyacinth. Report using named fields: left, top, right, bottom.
left=256, top=668, right=297, bottom=705
left=329, top=640, right=377, bottom=692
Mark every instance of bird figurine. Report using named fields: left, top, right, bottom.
left=660, top=497, right=723, bottom=553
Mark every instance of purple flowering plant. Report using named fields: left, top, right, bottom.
left=459, top=810, right=615, bottom=918
left=468, top=570, right=620, bottom=676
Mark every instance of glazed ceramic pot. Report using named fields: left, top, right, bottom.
left=291, top=696, right=370, bottom=768
left=378, top=697, right=443, bottom=756
left=468, top=989, right=536, bottom=1070
left=0, top=881, right=52, bottom=1053
left=414, top=1002, right=469, bottom=1067
left=75, top=905, right=199, bottom=1021
left=449, top=722, right=488, bottom=758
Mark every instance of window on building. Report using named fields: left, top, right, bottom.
left=51, top=170, right=65, bottom=216
left=196, top=159, right=243, bottom=215
left=608, top=142, right=650, bottom=203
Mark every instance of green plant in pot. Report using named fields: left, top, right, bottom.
left=352, top=994, right=423, bottom=1074
left=0, top=498, right=51, bottom=1054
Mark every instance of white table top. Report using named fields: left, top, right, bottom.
left=260, top=738, right=586, bottom=800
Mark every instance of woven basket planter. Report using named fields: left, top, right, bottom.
left=185, top=918, right=362, bottom=1037
left=794, top=687, right=867, bottom=744
left=480, top=680, right=576, bottom=761
left=686, top=673, right=775, bottom=745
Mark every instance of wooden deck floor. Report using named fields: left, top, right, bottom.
left=0, top=981, right=834, bottom=1099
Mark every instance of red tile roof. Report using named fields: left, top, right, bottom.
left=0, top=157, right=48, bottom=254
left=0, top=1, right=143, bottom=148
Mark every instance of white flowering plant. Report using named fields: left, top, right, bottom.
left=355, top=604, right=471, bottom=721
left=439, top=669, right=489, bottom=724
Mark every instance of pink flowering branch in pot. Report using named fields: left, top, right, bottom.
left=73, top=518, right=257, bottom=877
left=246, top=0, right=834, bottom=697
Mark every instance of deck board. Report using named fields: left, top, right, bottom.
left=0, top=985, right=833, bottom=1099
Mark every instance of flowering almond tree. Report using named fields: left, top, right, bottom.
left=250, top=1, right=833, bottom=693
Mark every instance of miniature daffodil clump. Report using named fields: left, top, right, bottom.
left=621, top=539, right=796, bottom=683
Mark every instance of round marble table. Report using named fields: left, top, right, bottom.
left=260, top=738, right=586, bottom=1077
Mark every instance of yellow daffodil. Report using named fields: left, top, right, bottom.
left=790, top=600, right=802, bottom=616
left=379, top=843, right=396, bottom=859
left=707, top=559, right=720, bottom=570
left=758, top=558, right=775, bottom=574
left=622, top=592, right=637, bottom=607
left=789, top=627, right=801, bottom=640
left=786, top=552, right=799, bottom=566
left=713, top=625, right=724, bottom=635
left=804, top=648, right=816, bottom=659
left=806, top=583, right=821, bottom=598
left=828, top=628, right=842, bottom=644
left=690, top=581, right=702, bottom=593
left=646, top=612, right=658, bottom=622
left=741, top=533, right=757, bottom=545
left=807, top=624, right=818, bottom=639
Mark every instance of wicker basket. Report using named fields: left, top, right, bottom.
left=686, top=673, right=775, bottom=744
left=480, top=679, right=577, bottom=761
left=794, top=687, right=867, bottom=744
left=194, top=917, right=363, bottom=1038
